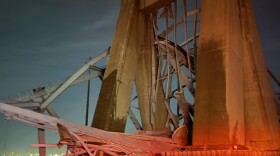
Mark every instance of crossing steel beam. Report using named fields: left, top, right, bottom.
left=39, top=49, right=110, bottom=111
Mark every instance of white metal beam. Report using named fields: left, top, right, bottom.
left=39, top=48, right=110, bottom=110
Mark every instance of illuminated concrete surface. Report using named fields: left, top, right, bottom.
left=193, top=0, right=280, bottom=150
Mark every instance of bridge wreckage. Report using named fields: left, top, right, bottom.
left=1, top=0, right=280, bottom=155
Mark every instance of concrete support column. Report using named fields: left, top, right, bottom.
left=241, top=0, right=280, bottom=150
left=92, top=0, right=141, bottom=132
left=92, top=0, right=168, bottom=133
left=135, top=15, right=168, bottom=131
left=193, top=0, right=245, bottom=145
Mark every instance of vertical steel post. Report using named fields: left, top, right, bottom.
left=38, top=128, right=46, bottom=156
left=85, top=57, right=91, bottom=126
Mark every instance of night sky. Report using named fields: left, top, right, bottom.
left=0, top=0, right=279, bottom=155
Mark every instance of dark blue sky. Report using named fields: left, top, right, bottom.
left=0, top=0, right=279, bottom=154
left=253, top=0, right=280, bottom=79
left=0, top=0, right=122, bottom=154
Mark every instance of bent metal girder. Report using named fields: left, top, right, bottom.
left=0, top=32, right=195, bottom=131
left=0, top=103, right=280, bottom=155
left=0, top=102, right=185, bottom=155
